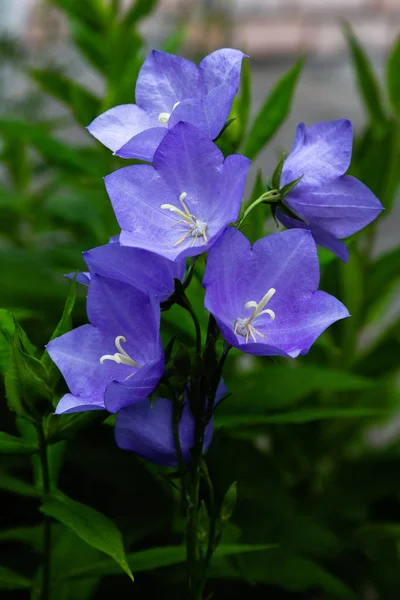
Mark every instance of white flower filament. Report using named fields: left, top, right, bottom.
left=234, top=288, right=276, bottom=343
left=161, top=192, right=208, bottom=247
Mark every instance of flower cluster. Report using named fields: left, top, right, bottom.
left=48, top=48, right=382, bottom=466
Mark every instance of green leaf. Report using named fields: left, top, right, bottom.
left=4, top=320, right=52, bottom=420
left=50, top=0, right=107, bottom=33
left=217, top=407, right=397, bottom=428
left=242, top=57, right=303, bottom=160
left=41, top=275, right=76, bottom=389
left=0, top=566, right=32, bottom=590
left=387, top=34, right=400, bottom=116
left=0, top=471, right=38, bottom=497
left=223, top=363, right=376, bottom=412
left=30, top=68, right=101, bottom=126
left=40, top=493, right=134, bottom=580
left=364, top=246, right=400, bottom=320
left=220, top=481, right=238, bottom=524
left=70, top=21, right=107, bottom=74
left=343, top=22, right=387, bottom=130
left=0, top=526, right=43, bottom=553
left=55, top=543, right=276, bottom=580
left=0, top=432, right=37, bottom=454
left=0, top=308, right=36, bottom=375
left=271, top=153, right=287, bottom=190
left=209, top=550, right=355, bottom=599
left=237, top=58, right=251, bottom=142
left=46, top=411, right=107, bottom=444
left=122, top=0, right=159, bottom=26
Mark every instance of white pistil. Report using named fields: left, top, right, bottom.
left=161, top=192, right=208, bottom=247
left=100, top=336, right=139, bottom=368
left=158, top=101, right=181, bottom=125
left=234, top=288, right=276, bottom=343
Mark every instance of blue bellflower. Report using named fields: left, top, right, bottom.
left=69, top=237, right=186, bottom=302
left=204, top=227, right=349, bottom=358
left=87, top=48, right=246, bottom=162
left=105, top=122, right=250, bottom=262
left=115, top=382, right=227, bottom=467
left=277, top=119, right=383, bottom=261
left=47, top=275, right=164, bottom=414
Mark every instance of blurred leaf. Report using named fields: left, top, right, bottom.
left=339, top=249, right=363, bottom=366
left=223, top=363, right=375, bottom=412
left=0, top=526, right=43, bottom=553
left=365, top=247, right=400, bottom=314
left=40, top=493, right=134, bottom=580
left=162, top=27, right=186, bottom=54
left=46, top=411, right=107, bottom=444
left=387, top=34, right=400, bottom=116
left=220, top=481, right=238, bottom=524
left=0, top=309, right=37, bottom=375
left=343, top=22, right=387, bottom=130
left=105, top=26, right=143, bottom=106
left=70, top=21, right=107, bottom=74
left=30, top=69, right=101, bottom=126
left=237, top=58, right=251, bottom=141
left=2, top=135, right=31, bottom=192
left=50, top=0, right=107, bottom=33
left=0, top=471, right=38, bottom=497
left=4, top=320, right=52, bottom=420
left=0, top=119, right=104, bottom=176
left=0, top=432, right=37, bottom=454
left=209, top=550, right=355, bottom=599
left=217, top=406, right=396, bottom=428
left=41, top=276, right=76, bottom=389
left=242, top=57, right=303, bottom=160
left=122, top=0, right=159, bottom=26
left=0, top=566, right=32, bottom=590
left=56, top=543, right=276, bottom=580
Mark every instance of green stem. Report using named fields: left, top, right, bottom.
left=186, top=459, right=201, bottom=598
left=199, top=459, right=217, bottom=593
left=37, top=421, right=51, bottom=600
left=237, top=190, right=281, bottom=230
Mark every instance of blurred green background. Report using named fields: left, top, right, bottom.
left=1, top=1, right=400, bottom=598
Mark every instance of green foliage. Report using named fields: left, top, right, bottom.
left=387, top=35, right=400, bottom=116
left=40, top=493, right=134, bottom=580
left=0, top=4, right=400, bottom=599
left=0, top=566, right=32, bottom=590
left=242, top=57, right=303, bottom=160
left=4, top=319, right=52, bottom=420
left=343, top=22, right=387, bottom=131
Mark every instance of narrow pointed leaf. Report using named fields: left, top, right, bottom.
left=343, top=22, right=387, bottom=129
left=242, top=57, right=303, bottom=160
left=387, top=34, right=400, bottom=116
left=0, top=432, right=37, bottom=454
left=40, top=493, right=134, bottom=581
left=0, top=566, right=32, bottom=590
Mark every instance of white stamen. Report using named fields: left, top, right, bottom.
left=234, top=288, right=276, bottom=343
left=158, top=112, right=171, bottom=124
left=158, top=102, right=181, bottom=125
left=100, top=336, right=139, bottom=368
left=161, top=192, right=208, bottom=247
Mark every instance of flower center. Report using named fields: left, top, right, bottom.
left=158, top=101, right=181, bottom=124
left=234, top=288, right=276, bottom=343
left=161, top=192, right=208, bottom=247
left=100, top=336, right=139, bottom=368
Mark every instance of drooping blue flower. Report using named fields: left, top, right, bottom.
left=68, top=237, right=186, bottom=302
left=203, top=227, right=349, bottom=358
left=104, top=122, right=250, bottom=262
left=277, top=119, right=383, bottom=261
left=115, top=382, right=227, bottom=467
left=47, top=275, right=164, bottom=415
left=87, top=48, right=246, bottom=163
